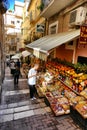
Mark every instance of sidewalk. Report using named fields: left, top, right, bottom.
left=0, top=67, right=81, bottom=130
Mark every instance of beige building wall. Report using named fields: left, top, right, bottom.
left=27, top=0, right=45, bottom=42
left=45, top=0, right=87, bottom=63
left=5, top=1, right=24, bottom=56
left=48, top=0, right=87, bottom=33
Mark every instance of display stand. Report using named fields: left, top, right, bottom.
left=58, top=78, right=80, bottom=95
left=70, top=106, right=87, bottom=130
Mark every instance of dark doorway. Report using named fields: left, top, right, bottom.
left=78, top=56, right=87, bottom=65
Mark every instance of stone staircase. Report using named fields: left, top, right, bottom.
left=0, top=98, right=51, bottom=123
left=0, top=67, right=81, bottom=130
left=0, top=67, right=51, bottom=123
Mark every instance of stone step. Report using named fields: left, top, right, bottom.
left=0, top=103, right=49, bottom=115
left=0, top=100, right=51, bottom=123
left=0, top=98, right=45, bottom=110
left=1, top=89, right=30, bottom=104
left=0, top=107, right=51, bottom=123
left=3, top=89, right=29, bottom=96
left=4, top=78, right=27, bottom=82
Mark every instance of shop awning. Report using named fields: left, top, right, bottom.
left=22, top=50, right=31, bottom=57
left=26, top=29, right=80, bottom=54
left=11, top=53, right=21, bottom=59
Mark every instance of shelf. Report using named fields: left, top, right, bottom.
left=70, top=106, right=87, bottom=129
left=58, top=78, right=80, bottom=96
left=75, top=107, right=87, bottom=119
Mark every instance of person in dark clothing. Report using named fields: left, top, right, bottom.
left=15, top=59, right=22, bottom=77
left=16, top=59, right=21, bottom=68
left=14, top=65, right=20, bottom=86
left=10, top=60, right=15, bottom=75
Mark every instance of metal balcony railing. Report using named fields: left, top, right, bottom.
left=42, top=0, right=53, bottom=9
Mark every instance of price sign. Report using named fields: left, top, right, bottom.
left=79, top=25, right=87, bottom=44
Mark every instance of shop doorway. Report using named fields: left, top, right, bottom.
left=78, top=56, right=87, bottom=65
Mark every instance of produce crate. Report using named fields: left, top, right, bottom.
left=70, top=106, right=87, bottom=130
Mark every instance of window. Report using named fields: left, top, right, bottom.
left=16, top=38, right=20, bottom=42
left=17, top=20, right=20, bottom=23
left=10, top=46, right=16, bottom=51
left=11, top=38, right=15, bottom=44
left=49, top=21, right=58, bottom=35
left=11, top=21, right=15, bottom=24
left=50, top=25, right=57, bottom=34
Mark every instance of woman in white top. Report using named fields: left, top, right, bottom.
left=28, top=64, right=39, bottom=100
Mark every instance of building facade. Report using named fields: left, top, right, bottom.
left=0, top=0, right=9, bottom=102
left=21, top=0, right=30, bottom=47
left=26, top=0, right=87, bottom=63
left=40, top=0, right=87, bottom=63
left=4, top=1, right=24, bottom=58
left=22, top=0, right=45, bottom=48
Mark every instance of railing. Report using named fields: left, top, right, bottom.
left=42, top=0, right=53, bottom=9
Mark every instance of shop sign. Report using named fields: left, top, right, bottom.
left=19, top=48, right=25, bottom=52
left=36, top=24, right=45, bottom=33
left=80, top=25, right=87, bottom=44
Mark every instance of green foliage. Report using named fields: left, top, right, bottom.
left=37, top=2, right=44, bottom=11
left=52, top=58, right=87, bottom=74
left=74, top=63, right=87, bottom=73
left=53, top=58, right=74, bottom=68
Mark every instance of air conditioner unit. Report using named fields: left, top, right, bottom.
left=69, top=7, right=87, bottom=26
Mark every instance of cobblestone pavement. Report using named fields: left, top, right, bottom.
left=0, top=113, right=81, bottom=130
left=0, top=67, right=82, bottom=130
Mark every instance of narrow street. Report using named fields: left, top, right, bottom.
left=0, top=67, right=81, bottom=130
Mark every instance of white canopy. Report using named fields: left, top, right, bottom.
left=26, top=29, right=80, bottom=54
left=11, top=53, right=21, bottom=59
left=22, top=50, right=31, bottom=57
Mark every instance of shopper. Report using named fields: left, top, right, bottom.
left=28, top=64, right=39, bottom=100
left=16, top=59, right=21, bottom=69
left=10, top=60, right=15, bottom=75
left=14, top=65, right=20, bottom=86
left=16, top=59, right=22, bottom=77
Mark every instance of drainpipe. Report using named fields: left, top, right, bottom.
left=45, top=18, right=49, bottom=35
left=72, top=40, right=77, bottom=64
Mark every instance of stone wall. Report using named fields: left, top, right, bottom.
left=0, top=13, right=5, bottom=102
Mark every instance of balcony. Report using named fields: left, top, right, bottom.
left=0, top=0, right=9, bottom=14
left=42, top=0, right=52, bottom=8
left=5, top=23, right=15, bottom=28
left=41, top=0, right=77, bottom=18
left=9, top=42, right=17, bottom=46
left=15, top=12, right=23, bottom=18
